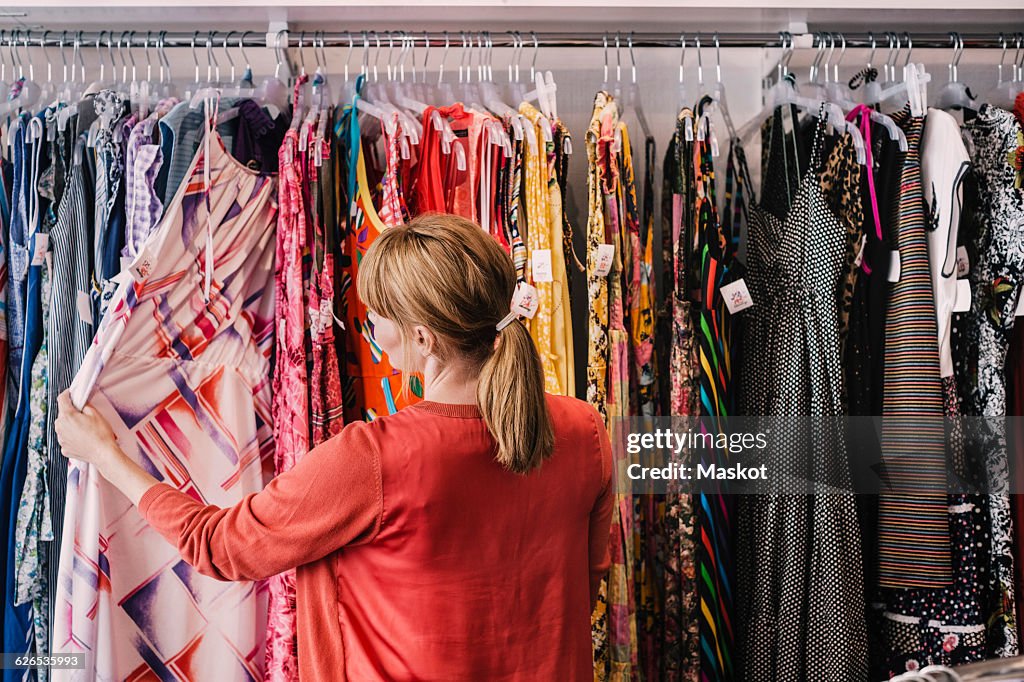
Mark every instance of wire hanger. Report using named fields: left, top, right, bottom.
left=623, top=32, right=652, bottom=141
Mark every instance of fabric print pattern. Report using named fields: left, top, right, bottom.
left=54, top=130, right=277, bottom=682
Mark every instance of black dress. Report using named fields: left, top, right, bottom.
left=737, top=111, right=869, bottom=682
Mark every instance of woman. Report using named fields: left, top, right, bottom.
left=55, top=213, right=613, bottom=681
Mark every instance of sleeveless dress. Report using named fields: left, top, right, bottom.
left=737, top=111, right=869, bottom=682
left=54, top=121, right=277, bottom=682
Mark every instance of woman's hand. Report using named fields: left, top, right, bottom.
left=55, top=391, right=159, bottom=506
left=55, top=391, right=122, bottom=469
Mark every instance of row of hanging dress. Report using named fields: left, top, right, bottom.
left=0, top=68, right=579, bottom=681
left=733, top=85, right=1024, bottom=681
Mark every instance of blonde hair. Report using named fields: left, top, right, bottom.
left=357, top=213, right=555, bottom=474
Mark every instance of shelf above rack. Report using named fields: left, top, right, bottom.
left=1, top=3, right=1021, bottom=35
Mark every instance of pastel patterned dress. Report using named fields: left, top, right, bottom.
left=53, top=125, right=277, bottom=682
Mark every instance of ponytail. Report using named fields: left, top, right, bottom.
left=477, top=318, right=555, bottom=474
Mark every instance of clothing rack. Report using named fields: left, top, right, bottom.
left=0, top=29, right=1016, bottom=50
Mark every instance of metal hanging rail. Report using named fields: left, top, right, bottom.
left=0, top=29, right=1016, bottom=50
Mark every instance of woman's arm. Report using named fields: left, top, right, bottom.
left=55, top=391, right=384, bottom=581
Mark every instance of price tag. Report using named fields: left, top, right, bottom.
left=956, top=246, right=970, bottom=277
left=76, top=290, right=94, bottom=325
left=531, top=249, right=553, bottom=283
left=129, top=247, right=155, bottom=282
left=31, top=233, right=48, bottom=266
left=953, top=279, right=972, bottom=313
left=853, top=234, right=867, bottom=268
left=721, top=278, right=754, bottom=314
left=511, top=282, right=540, bottom=319
left=593, top=244, right=615, bottom=277
left=887, top=250, right=901, bottom=283
left=1017, top=290, right=1024, bottom=317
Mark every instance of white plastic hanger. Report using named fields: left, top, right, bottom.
left=253, top=30, right=289, bottom=118
left=936, top=32, right=976, bottom=111
left=989, top=32, right=1024, bottom=109
left=736, top=32, right=795, bottom=143
left=879, top=33, right=931, bottom=117
left=520, top=32, right=553, bottom=145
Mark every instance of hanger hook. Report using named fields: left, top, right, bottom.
left=319, top=31, right=328, bottom=74
left=59, top=30, right=69, bottom=83
left=111, top=29, right=122, bottom=82
left=189, top=30, right=200, bottom=84
left=867, top=31, right=876, bottom=69
left=345, top=31, right=354, bottom=83
left=422, top=31, right=431, bottom=84
left=120, top=30, right=132, bottom=82
left=298, top=30, right=307, bottom=78
left=628, top=32, right=637, bottom=85
left=208, top=31, right=220, bottom=83
left=824, top=32, right=836, bottom=83
left=695, top=33, right=703, bottom=86
left=40, top=30, right=52, bottom=84
left=834, top=32, right=846, bottom=82
left=514, top=31, right=524, bottom=83
left=239, top=31, right=252, bottom=73
left=902, top=32, right=913, bottom=70
left=610, top=30, right=618, bottom=83
left=274, top=29, right=287, bottom=80
left=223, top=31, right=236, bottom=82
left=439, top=30, right=449, bottom=85
left=373, top=30, right=382, bottom=82
left=22, top=29, right=32, bottom=82
left=76, top=30, right=86, bottom=83
left=713, top=31, right=722, bottom=85
left=679, top=33, right=687, bottom=84
left=530, top=31, right=539, bottom=83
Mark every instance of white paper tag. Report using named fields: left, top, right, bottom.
left=593, top=244, right=615, bottom=277
left=721, top=278, right=754, bottom=314
left=684, top=120, right=694, bottom=142
left=1017, top=290, right=1024, bottom=317
left=953, top=279, right=972, bottom=313
left=531, top=249, right=553, bottom=283
left=129, top=247, right=155, bottom=282
left=31, top=233, right=48, bottom=266
left=887, top=250, right=901, bottom=283
left=956, top=246, right=970, bottom=278
left=853, top=234, right=867, bottom=268
left=510, top=282, right=540, bottom=319
left=76, top=290, right=94, bottom=325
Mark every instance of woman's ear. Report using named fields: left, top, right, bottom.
left=411, top=324, right=436, bottom=358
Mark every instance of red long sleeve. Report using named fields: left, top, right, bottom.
left=138, top=395, right=610, bottom=681
left=139, top=420, right=383, bottom=582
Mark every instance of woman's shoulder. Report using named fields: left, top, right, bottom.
left=544, top=394, right=606, bottom=441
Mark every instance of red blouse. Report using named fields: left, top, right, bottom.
left=140, top=394, right=613, bottom=680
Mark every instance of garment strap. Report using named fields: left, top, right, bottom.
left=201, top=93, right=221, bottom=303
left=809, top=103, right=829, bottom=172
left=847, top=105, right=883, bottom=250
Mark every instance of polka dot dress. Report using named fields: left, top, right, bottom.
left=737, top=112, right=869, bottom=682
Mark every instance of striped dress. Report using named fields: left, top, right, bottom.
left=876, top=107, right=952, bottom=589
